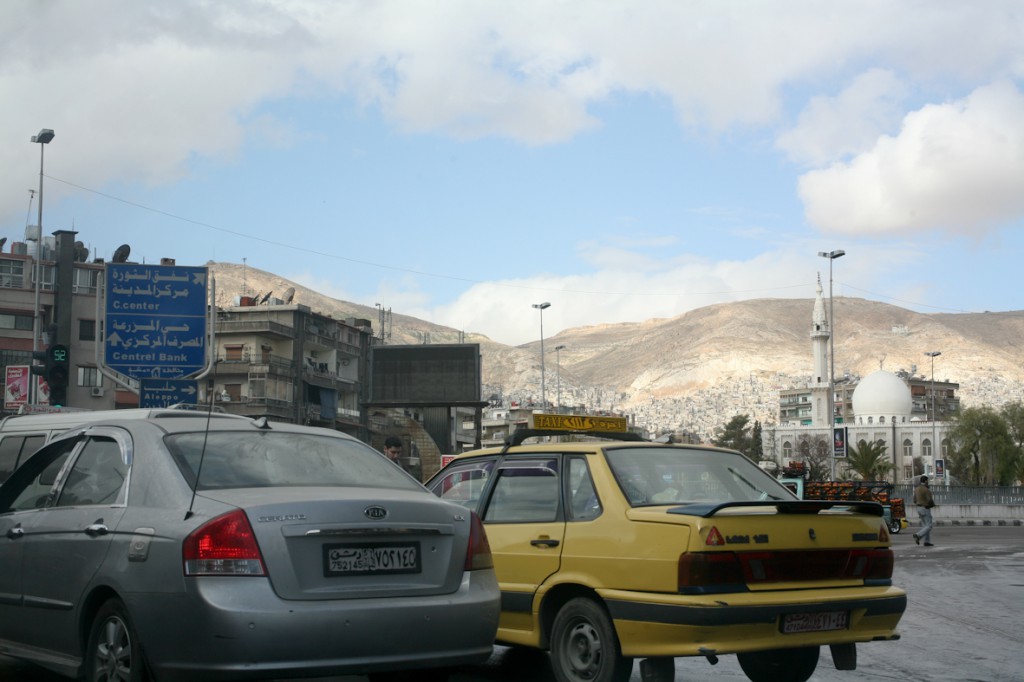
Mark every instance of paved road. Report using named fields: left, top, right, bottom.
left=2, top=525, right=1021, bottom=681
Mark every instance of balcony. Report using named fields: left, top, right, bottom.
left=217, top=353, right=294, bottom=375
left=217, top=317, right=294, bottom=338
left=219, top=397, right=294, bottom=420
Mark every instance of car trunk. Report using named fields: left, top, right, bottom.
left=626, top=500, right=893, bottom=591
left=197, top=486, right=468, bottom=600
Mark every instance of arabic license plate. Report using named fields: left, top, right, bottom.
left=324, top=542, right=421, bottom=576
left=781, top=610, right=848, bottom=634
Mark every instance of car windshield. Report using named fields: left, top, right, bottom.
left=166, top=431, right=422, bottom=491
left=604, top=446, right=796, bottom=507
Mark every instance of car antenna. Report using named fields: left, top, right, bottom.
left=185, top=360, right=220, bottom=520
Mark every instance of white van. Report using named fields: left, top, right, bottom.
left=0, top=407, right=244, bottom=483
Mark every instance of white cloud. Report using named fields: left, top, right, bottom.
left=799, top=81, right=1024, bottom=236
left=777, top=69, right=907, bottom=166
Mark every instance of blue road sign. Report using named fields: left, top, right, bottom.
left=140, top=378, right=199, bottom=408
left=105, top=264, right=208, bottom=379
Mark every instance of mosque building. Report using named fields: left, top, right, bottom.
left=762, top=278, right=959, bottom=483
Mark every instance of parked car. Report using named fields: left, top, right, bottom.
left=426, top=426, right=906, bottom=682
left=0, top=412, right=499, bottom=681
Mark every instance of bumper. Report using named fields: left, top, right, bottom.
left=600, top=586, right=906, bottom=658
left=126, top=570, right=500, bottom=681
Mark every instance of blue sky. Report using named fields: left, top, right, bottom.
left=3, top=1, right=1023, bottom=345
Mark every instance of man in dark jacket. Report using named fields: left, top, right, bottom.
left=912, top=475, right=935, bottom=546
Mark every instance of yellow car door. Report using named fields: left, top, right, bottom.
left=480, top=457, right=565, bottom=637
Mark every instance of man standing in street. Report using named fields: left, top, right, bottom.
left=383, top=436, right=404, bottom=468
left=913, top=475, right=936, bottom=546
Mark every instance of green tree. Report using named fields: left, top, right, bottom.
left=712, top=415, right=753, bottom=460
left=751, top=420, right=764, bottom=461
left=1000, top=402, right=1024, bottom=483
left=796, top=434, right=831, bottom=481
left=948, top=406, right=1017, bottom=485
left=844, top=439, right=895, bottom=481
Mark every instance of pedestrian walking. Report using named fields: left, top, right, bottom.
left=913, top=475, right=936, bottom=546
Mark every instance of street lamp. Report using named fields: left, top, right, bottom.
left=30, top=129, right=54, bottom=404
left=818, top=249, right=845, bottom=477
left=532, top=302, right=551, bottom=408
left=925, top=351, right=942, bottom=484
left=553, top=344, right=566, bottom=411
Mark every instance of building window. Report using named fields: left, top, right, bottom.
left=782, top=441, right=792, bottom=460
left=79, top=319, right=96, bottom=341
left=902, top=439, right=913, bottom=461
left=0, top=312, right=34, bottom=331
left=72, top=267, right=99, bottom=295
left=868, top=416, right=873, bottom=424
left=0, top=258, right=25, bottom=288
left=78, top=367, right=102, bottom=388
left=903, top=465, right=913, bottom=480
left=880, top=416, right=886, bottom=424
left=923, top=439, right=932, bottom=459
left=224, top=345, right=245, bottom=362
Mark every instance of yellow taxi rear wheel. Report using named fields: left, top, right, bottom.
left=737, top=646, right=819, bottom=682
left=550, top=597, right=633, bottom=682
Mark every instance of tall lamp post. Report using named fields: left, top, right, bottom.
left=553, top=344, right=566, bottom=411
left=925, top=351, right=942, bottom=483
left=532, top=302, right=551, bottom=408
left=30, top=129, right=55, bottom=404
left=818, top=249, right=845, bottom=477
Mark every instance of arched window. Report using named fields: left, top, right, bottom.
left=903, top=439, right=913, bottom=460
left=868, top=416, right=873, bottom=424
left=783, top=441, right=792, bottom=460
left=880, top=416, right=886, bottom=424
left=923, top=438, right=932, bottom=459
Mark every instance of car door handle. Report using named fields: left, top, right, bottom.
left=6, top=526, right=24, bottom=539
left=85, top=523, right=109, bottom=537
left=530, top=538, right=560, bottom=548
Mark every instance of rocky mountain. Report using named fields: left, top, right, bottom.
left=209, top=261, right=1024, bottom=439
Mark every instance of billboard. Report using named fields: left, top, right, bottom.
left=5, top=365, right=30, bottom=411
left=369, top=344, right=481, bottom=406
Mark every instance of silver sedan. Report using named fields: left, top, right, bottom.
left=0, top=411, right=499, bottom=681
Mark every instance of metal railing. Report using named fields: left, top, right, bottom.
left=893, top=484, right=1024, bottom=505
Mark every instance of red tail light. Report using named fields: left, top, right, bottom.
left=183, top=509, right=266, bottom=576
left=678, top=552, right=745, bottom=593
left=464, top=511, right=493, bottom=571
left=679, top=547, right=894, bottom=593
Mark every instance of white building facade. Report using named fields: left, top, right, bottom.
left=763, top=281, right=952, bottom=482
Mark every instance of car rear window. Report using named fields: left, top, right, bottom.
left=604, top=446, right=795, bottom=506
left=166, top=431, right=422, bottom=491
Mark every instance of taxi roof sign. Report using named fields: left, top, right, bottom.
left=530, top=413, right=629, bottom=433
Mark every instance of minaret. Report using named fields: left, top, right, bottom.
left=810, top=275, right=830, bottom=425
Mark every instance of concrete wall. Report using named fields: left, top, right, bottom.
left=909, top=504, right=1024, bottom=526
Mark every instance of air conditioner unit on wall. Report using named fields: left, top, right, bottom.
left=90, top=387, right=105, bottom=397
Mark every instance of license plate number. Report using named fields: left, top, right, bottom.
left=781, top=610, right=848, bottom=634
left=323, top=542, right=421, bottom=576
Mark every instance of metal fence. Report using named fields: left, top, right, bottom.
left=893, top=484, right=1024, bottom=505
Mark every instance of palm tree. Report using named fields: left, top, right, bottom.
left=845, top=439, right=895, bottom=481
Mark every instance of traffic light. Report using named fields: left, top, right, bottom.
left=29, top=344, right=70, bottom=406
left=47, top=344, right=70, bottom=406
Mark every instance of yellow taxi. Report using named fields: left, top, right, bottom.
left=426, top=415, right=906, bottom=682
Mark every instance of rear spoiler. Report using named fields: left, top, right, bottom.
left=668, top=500, right=885, bottom=518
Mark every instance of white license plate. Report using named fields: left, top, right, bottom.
left=781, top=610, right=849, bottom=634
left=323, top=542, right=421, bottom=576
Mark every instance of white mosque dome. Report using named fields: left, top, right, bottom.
left=852, top=370, right=912, bottom=420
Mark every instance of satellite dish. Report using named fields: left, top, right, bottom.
left=112, top=244, right=131, bottom=263
left=259, top=291, right=273, bottom=304
left=283, top=287, right=295, bottom=303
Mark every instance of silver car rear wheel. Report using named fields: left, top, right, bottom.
left=84, top=598, right=147, bottom=682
